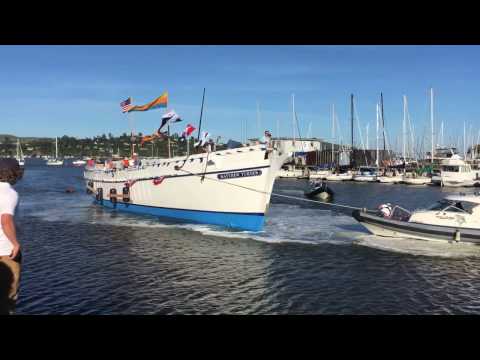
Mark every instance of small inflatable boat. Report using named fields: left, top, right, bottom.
left=304, top=181, right=334, bottom=200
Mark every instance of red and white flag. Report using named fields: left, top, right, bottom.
left=181, top=124, right=196, bottom=139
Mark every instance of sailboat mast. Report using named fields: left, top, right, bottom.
left=430, top=88, right=434, bottom=163
left=366, top=123, right=369, bottom=150
left=381, top=93, right=386, bottom=152
left=403, top=95, right=407, bottom=161
left=332, top=104, right=335, bottom=166
left=441, top=121, right=444, bottom=147
left=376, top=103, right=379, bottom=167
left=350, top=94, right=354, bottom=168
left=292, top=94, right=296, bottom=170
left=55, top=137, right=58, bottom=159
left=292, top=94, right=296, bottom=144
left=350, top=94, right=354, bottom=150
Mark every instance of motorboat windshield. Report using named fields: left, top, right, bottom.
left=426, top=199, right=478, bottom=214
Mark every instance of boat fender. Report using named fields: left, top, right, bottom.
left=122, top=186, right=130, bottom=203
left=454, top=229, right=461, bottom=242
left=96, top=188, right=103, bottom=204
left=86, top=181, right=94, bottom=194
left=110, top=188, right=117, bottom=207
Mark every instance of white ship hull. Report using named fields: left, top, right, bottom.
left=84, top=145, right=287, bottom=231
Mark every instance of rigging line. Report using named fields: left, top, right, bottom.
left=174, top=167, right=376, bottom=213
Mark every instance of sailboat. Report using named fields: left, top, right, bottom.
left=46, top=137, right=64, bottom=166
left=402, top=89, right=434, bottom=185
left=15, top=139, right=25, bottom=167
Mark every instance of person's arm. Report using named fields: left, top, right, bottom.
left=1, top=214, right=19, bottom=259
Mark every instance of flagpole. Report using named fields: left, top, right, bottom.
left=128, top=97, right=134, bottom=158
left=168, top=125, right=171, bottom=158
left=187, top=136, right=190, bottom=156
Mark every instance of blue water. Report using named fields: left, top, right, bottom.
left=12, top=159, right=480, bottom=314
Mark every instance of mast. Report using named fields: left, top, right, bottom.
left=292, top=94, right=296, bottom=145
left=350, top=94, right=354, bottom=150
left=366, top=123, right=369, bottom=150
left=376, top=103, right=379, bottom=167
left=441, top=121, right=444, bottom=147
left=430, top=88, right=434, bottom=163
left=403, top=95, right=407, bottom=161
left=196, top=88, right=206, bottom=143
left=55, top=137, right=58, bottom=159
left=350, top=94, right=354, bottom=168
left=292, top=94, right=296, bottom=169
left=380, top=93, right=386, bottom=152
left=331, top=104, right=335, bottom=166
left=464, top=121, right=466, bottom=160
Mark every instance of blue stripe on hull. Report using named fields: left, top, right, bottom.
left=96, top=199, right=265, bottom=232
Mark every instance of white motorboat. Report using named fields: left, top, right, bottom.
left=401, top=172, right=431, bottom=185
left=277, top=165, right=304, bottom=178
left=353, top=193, right=480, bottom=243
left=46, top=137, right=64, bottom=166
left=325, top=172, right=353, bottom=181
left=353, top=167, right=379, bottom=182
left=377, top=170, right=403, bottom=183
left=377, top=176, right=403, bottom=183
left=309, top=169, right=331, bottom=180
left=440, top=155, right=480, bottom=187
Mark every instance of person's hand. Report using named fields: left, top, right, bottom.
left=9, top=243, right=20, bottom=260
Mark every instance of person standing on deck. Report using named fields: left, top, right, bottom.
left=0, top=159, right=22, bottom=315
left=261, top=130, right=272, bottom=146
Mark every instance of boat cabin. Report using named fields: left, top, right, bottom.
left=409, top=194, right=480, bottom=228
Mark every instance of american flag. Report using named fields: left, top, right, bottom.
left=120, top=97, right=132, bottom=113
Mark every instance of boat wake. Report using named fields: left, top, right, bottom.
left=25, top=194, right=480, bottom=257
left=355, top=234, right=480, bottom=258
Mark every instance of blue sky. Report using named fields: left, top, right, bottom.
left=1, top=45, right=480, bottom=151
